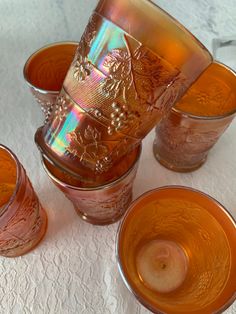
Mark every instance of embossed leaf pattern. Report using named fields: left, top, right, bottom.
left=73, top=14, right=97, bottom=82
left=133, top=46, right=165, bottom=79
left=102, top=76, right=122, bottom=100
left=71, top=15, right=183, bottom=143
left=67, top=125, right=110, bottom=171
left=102, top=35, right=181, bottom=124
left=73, top=182, right=133, bottom=218
left=157, top=116, right=223, bottom=167
left=86, top=143, right=108, bottom=160
left=102, top=49, right=132, bottom=101
left=69, top=18, right=186, bottom=170
left=73, top=54, right=93, bottom=82
left=84, top=125, right=101, bottom=142
left=69, top=130, right=84, bottom=146
left=101, top=41, right=176, bottom=137
left=54, top=95, right=69, bottom=121
left=103, top=49, right=130, bottom=80
left=0, top=174, right=45, bottom=256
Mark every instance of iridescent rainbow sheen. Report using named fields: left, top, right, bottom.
left=45, top=106, right=84, bottom=155
left=35, top=6, right=212, bottom=181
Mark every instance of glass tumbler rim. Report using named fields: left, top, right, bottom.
left=23, top=41, right=79, bottom=94
left=171, top=61, right=236, bottom=120
left=41, top=144, right=142, bottom=192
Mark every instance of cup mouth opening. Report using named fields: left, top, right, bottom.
left=116, top=185, right=236, bottom=314
left=172, top=61, right=236, bottom=120
left=23, top=41, right=78, bottom=94
left=41, top=144, right=142, bottom=191
left=0, top=145, right=21, bottom=217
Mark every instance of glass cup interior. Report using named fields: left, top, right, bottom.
left=174, top=62, right=236, bottom=117
left=24, top=42, right=78, bottom=92
left=117, top=186, right=236, bottom=314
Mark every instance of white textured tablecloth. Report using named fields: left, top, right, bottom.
left=0, top=0, right=235, bottom=313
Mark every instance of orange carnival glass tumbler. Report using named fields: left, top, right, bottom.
left=0, top=145, right=47, bottom=257
left=35, top=0, right=212, bottom=183
left=41, top=145, right=141, bottom=225
left=153, top=62, right=236, bottom=172
left=24, top=42, right=78, bottom=123
left=117, top=186, right=236, bottom=314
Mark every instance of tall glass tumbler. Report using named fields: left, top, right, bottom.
left=35, top=0, right=212, bottom=182
left=0, top=145, right=47, bottom=257
left=153, top=62, right=236, bottom=172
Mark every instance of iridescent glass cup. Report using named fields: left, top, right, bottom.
left=42, top=145, right=141, bottom=225
left=24, top=41, right=78, bottom=123
left=35, top=0, right=212, bottom=183
left=117, top=186, right=236, bottom=314
left=0, top=145, right=47, bottom=257
left=153, top=62, right=236, bottom=172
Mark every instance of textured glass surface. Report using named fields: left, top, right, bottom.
left=0, top=145, right=47, bottom=257
left=42, top=146, right=141, bottom=225
left=153, top=62, right=236, bottom=172
left=36, top=1, right=212, bottom=182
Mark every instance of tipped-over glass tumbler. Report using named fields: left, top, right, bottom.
left=35, top=0, right=212, bottom=183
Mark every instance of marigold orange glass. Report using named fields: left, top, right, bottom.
left=117, top=186, right=236, bottom=314
left=42, top=146, right=141, bottom=225
left=153, top=62, right=236, bottom=172
left=24, top=41, right=78, bottom=122
left=35, top=0, right=212, bottom=183
left=0, top=145, right=47, bottom=257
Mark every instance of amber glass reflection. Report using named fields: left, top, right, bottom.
left=117, top=186, right=236, bottom=314
left=24, top=42, right=78, bottom=122
left=42, top=146, right=141, bottom=225
left=35, top=0, right=212, bottom=183
left=153, top=62, right=236, bottom=172
left=0, top=145, right=47, bottom=257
